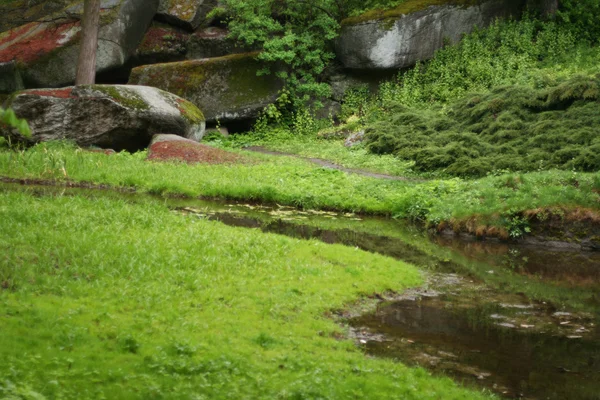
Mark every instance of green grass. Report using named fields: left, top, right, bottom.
left=0, top=189, right=501, bottom=399
left=0, top=142, right=598, bottom=228
left=0, top=142, right=415, bottom=214
left=219, top=129, right=416, bottom=177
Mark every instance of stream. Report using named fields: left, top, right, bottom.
left=2, top=182, right=599, bottom=400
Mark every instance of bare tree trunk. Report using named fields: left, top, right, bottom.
left=75, top=0, right=101, bottom=85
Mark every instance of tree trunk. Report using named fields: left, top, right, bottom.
left=75, top=0, right=101, bottom=85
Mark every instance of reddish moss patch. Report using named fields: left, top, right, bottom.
left=0, top=21, right=80, bottom=64
left=23, top=88, right=74, bottom=98
left=147, top=141, right=245, bottom=164
left=137, top=25, right=189, bottom=55
left=0, top=23, right=37, bottom=45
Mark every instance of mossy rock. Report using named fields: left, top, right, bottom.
left=134, top=22, right=190, bottom=65
left=155, top=0, right=217, bottom=31
left=186, top=27, right=258, bottom=60
left=336, top=0, right=525, bottom=70
left=0, top=0, right=158, bottom=88
left=0, top=61, right=24, bottom=95
left=5, top=85, right=205, bottom=151
left=128, top=52, right=283, bottom=122
left=0, top=0, right=71, bottom=32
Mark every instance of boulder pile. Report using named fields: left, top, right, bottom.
left=1, top=0, right=531, bottom=141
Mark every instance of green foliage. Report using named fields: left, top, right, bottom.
left=366, top=75, right=600, bottom=176
left=557, top=0, right=600, bottom=44
left=252, top=89, right=327, bottom=137
left=373, top=18, right=583, bottom=108
left=504, top=214, right=532, bottom=238
left=0, top=107, right=31, bottom=139
left=217, top=0, right=340, bottom=100
left=1, top=142, right=598, bottom=229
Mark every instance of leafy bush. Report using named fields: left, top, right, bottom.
left=366, top=75, right=600, bottom=176
left=557, top=0, right=600, bottom=44
left=0, top=108, right=31, bottom=138
left=0, top=108, right=32, bottom=148
left=216, top=0, right=340, bottom=100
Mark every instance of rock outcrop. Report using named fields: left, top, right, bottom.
left=4, top=85, right=205, bottom=151
left=0, top=0, right=158, bottom=89
left=155, top=0, right=217, bottom=31
left=336, top=0, right=524, bottom=70
left=134, top=25, right=249, bottom=66
left=0, top=0, right=71, bottom=32
left=134, top=22, right=190, bottom=65
left=186, top=27, right=253, bottom=59
left=0, top=62, right=24, bottom=94
left=128, top=52, right=283, bottom=122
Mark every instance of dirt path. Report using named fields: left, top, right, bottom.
left=243, top=146, right=422, bottom=181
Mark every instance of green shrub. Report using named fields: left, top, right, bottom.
left=557, top=0, right=600, bottom=44
left=216, top=0, right=340, bottom=100
left=0, top=108, right=31, bottom=138
left=366, top=75, right=600, bottom=176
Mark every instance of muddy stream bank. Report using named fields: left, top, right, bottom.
left=2, top=182, right=599, bottom=399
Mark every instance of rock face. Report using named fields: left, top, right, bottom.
left=0, top=0, right=71, bottom=32
left=134, top=23, right=190, bottom=65
left=0, top=0, right=158, bottom=89
left=336, top=0, right=524, bottom=70
left=128, top=52, right=283, bottom=122
left=134, top=25, right=249, bottom=66
left=186, top=27, right=253, bottom=59
left=5, top=85, right=205, bottom=151
left=156, top=0, right=217, bottom=31
left=0, top=62, right=24, bottom=94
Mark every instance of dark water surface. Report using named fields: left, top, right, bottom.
left=2, top=182, right=599, bottom=399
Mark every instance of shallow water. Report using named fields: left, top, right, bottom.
left=2, top=181, right=599, bottom=399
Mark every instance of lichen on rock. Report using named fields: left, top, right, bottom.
left=128, top=52, right=283, bottom=122
left=155, top=0, right=218, bottom=31
left=0, top=0, right=159, bottom=88
left=5, top=85, right=205, bottom=150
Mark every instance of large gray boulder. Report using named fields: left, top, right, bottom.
left=155, top=0, right=217, bottom=31
left=336, top=0, right=524, bottom=70
left=4, top=85, right=205, bottom=151
left=128, top=52, right=283, bottom=122
left=0, top=0, right=158, bottom=89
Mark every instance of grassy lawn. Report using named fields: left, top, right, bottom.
left=222, top=131, right=417, bottom=178
left=0, top=189, right=500, bottom=399
left=0, top=142, right=598, bottom=231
